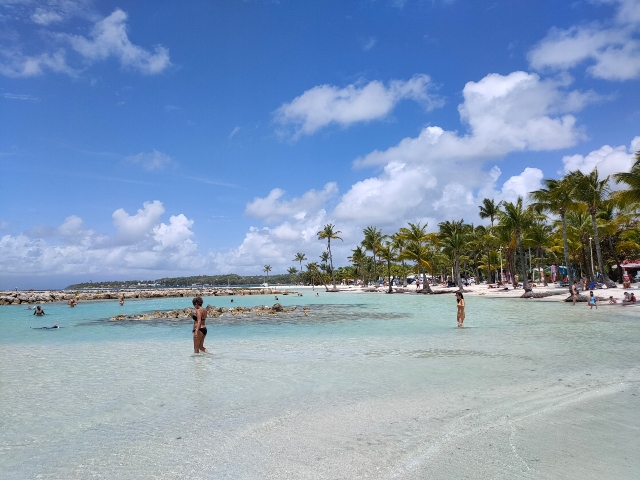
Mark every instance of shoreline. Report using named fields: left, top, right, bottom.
left=3, top=281, right=637, bottom=306
left=281, top=282, right=639, bottom=303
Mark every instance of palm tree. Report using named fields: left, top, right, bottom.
left=293, top=253, right=307, bottom=283
left=348, top=246, right=367, bottom=285
left=438, top=220, right=471, bottom=291
left=306, top=262, right=319, bottom=289
left=398, top=222, right=433, bottom=293
left=613, top=150, right=640, bottom=205
left=497, top=197, right=533, bottom=292
left=568, top=169, right=616, bottom=287
left=317, top=223, right=343, bottom=290
left=287, top=266, right=298, bottom=284
left=530, top=177, right=575, bottom=287
left=362, top=226, right=385, bottom=285
left=391, top=234, right=408, bottom=287
left=378, top=241, right=397, bottom=293
left=263, top=265, right=272, bottom=286
left=479, top=198, right=502, bottom=283
left=527, top=221, right=553, bottom=285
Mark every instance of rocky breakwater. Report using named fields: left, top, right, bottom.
left=0, top=288, right=295, bottom=306
left=110, top=303, right=300, bottom=321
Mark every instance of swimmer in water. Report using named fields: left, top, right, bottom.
left=33, top=306, right=45, bottom=316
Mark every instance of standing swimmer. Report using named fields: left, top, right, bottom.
left=589, top=291, right=598, bottom=310
left=192, top=296, right=209, bottom=354
left=456, top=292, right=465, bottom=327
left=33, top=306, right=45, bottom=316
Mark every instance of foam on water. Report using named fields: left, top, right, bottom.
left=1, top=293, right=639, bottom=479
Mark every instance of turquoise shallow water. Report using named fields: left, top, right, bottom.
left=1, top=292, right=639, bottom=479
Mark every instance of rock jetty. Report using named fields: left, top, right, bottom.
left=0, top=288, right=295, bottom=306
left=110, top=303, right=298, bottom=321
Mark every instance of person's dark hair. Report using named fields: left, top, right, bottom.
left=456, top=292, right=464, bottom=299
left=192, top=296, right=203, bottom=307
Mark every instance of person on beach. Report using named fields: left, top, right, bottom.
left=589, top=291, right=597, bottom=310
left=623, top=292, right=636, bottom=305
left=33, top=306, right=45, bottom=316
left=572, top=281, right=578, bottom=306
left=609, top=296, right=617, bottom=304
left=192, top=296, right=209, bottom=354
left=456, top=292, right=465, bottom=327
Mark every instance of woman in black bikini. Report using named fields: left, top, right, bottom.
left=192, top=296, right=209, bottom=354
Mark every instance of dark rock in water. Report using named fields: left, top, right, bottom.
left=521, top=291, right=567, bottom=299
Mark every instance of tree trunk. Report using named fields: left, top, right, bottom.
left=456, top=252, right=463, bottom=292
left=420, top=260, right=433, bottom=293
left=560, top=210, right=573, bottom=288
left=387, top=260, right=393, bottom=293
left=608, top=236, right=623, bottom=284
left=487, top=248, right=492, bottom=284
left=516, top=230, right=532, bottom=292
left=328, top=239, right=336, bottom=290
left=590, top=210, right=616, bottom=287
left=402, top=261, right=407, bottom=287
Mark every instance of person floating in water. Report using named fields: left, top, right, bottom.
left=456, top=292, right=465, bottom=327
left=192, top=296, right=209, bottom=354
left=589, top=291, right=598, bottom=310
left=33, top=306, right=45, bottom=316
left=32, top=323, right=59, bottom=330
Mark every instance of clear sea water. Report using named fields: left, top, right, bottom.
left=1, top=292, right=639, bottom=479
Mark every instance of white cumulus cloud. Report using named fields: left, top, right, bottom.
left=561, top=136, right=640, bottom=181
left=528, top=0, right=640, bottom=80
left=246, top=183, right=338, bottom=222
left=356, top=71, right=590, bottom=167
left=274, top=74, right=443, bottom=138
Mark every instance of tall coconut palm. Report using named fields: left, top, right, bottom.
left=287, top=266, right=298, bottom=284
left=263, top=265, right=272, bottom=286
left=293, top=253, right=307, bottom=283
left=378, top=241, right=397, bottom=293
left=317, top=224, right=343, bottom=290
left=397, top=222, right=433, bottom=293
left=497, top=197, right=533, bottom=292
left=306, top=262, right=319, bottom=289
left=348, top=246, right=367, bottom=285
left=568, top=169, right=616, bottom=287
left=391, top=234, right=409, bottom=287
left=479, top=198, right=502, bottom=283
left=527, top=221, right=553, bottom=286
left=530, top=177, right=576, bottom=287
left=613, top=150, right=640, bottom=205
left=438, top=220, right=471, bottom=291
left=362, top=226, right=385, bottom=285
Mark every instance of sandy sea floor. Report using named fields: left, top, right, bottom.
left=1, top=289, right=639, bottom=479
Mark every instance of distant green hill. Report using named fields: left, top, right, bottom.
left=66, top=274, right=295, bottom=289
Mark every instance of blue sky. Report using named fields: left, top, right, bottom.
left=1, top=0, right=639, bottom=289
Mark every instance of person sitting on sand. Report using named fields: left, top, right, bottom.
left=589, top=291, right=597, bottom=310
left=609, top=296, right=617, bottom=304
left=623, top=292, right=636, bottom=305
left=33, top=306, right=45, bottom=316
left=456, top=292, right=465, bottom=327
